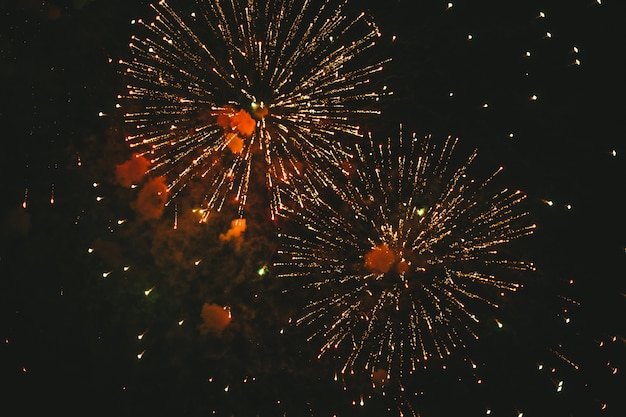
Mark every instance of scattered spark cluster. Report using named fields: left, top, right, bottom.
left=118, top=0, right=389, bottom=219
left=275, top=127, right=536, bottom=379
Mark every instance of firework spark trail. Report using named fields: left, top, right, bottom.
left=275, top=125, right=536, bottom=379
left=119, top=0, right=390, bottom=220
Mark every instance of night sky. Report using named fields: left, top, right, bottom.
left=1, top=0, right=624, bottom=416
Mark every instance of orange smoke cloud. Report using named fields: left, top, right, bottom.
left=217, top=107, right=255, bottom=137
left=226, top=133, right=244, bottom=154
left=132, top=177, right=168, bottom=219
left=371, top=368, right=389, bottom=387
left=219, top=218, right=247, bottom=241
left=217, top=108, right=233, bottom=130
left=230, top=109, right=255, bottom=136
left=364, top=244, right=396, bottom=274
left=200, top=303, right=232, bottom=335
left=397, top=260, right=410, bottom=274
left=115, top=154, right=150, bottom=188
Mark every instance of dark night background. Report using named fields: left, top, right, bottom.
left=1, top=0, right=623, bottom=416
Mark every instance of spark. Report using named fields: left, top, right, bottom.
left=548, top=347, right=580, bottom=371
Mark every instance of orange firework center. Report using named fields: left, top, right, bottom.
left=364, top=244, right=434, bottom=278
left=365, top=244, right=407, bottom=275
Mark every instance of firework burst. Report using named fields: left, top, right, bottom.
left=119, top=0, right=389, bottom=219
left=275, top=126, right=537, bottom=379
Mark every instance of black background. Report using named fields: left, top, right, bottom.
left=1, top=0, right=623, bottom=416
